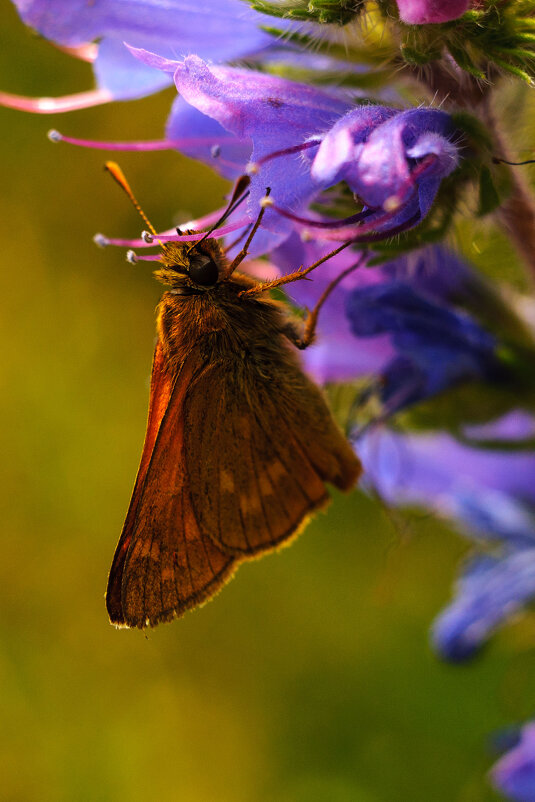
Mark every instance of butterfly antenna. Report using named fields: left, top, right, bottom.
left=186, top=174, right=251, bottom=255
left=104, top=161, right=157, bottom=237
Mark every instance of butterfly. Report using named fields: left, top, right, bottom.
left=104, top=163, right=362, bottom=628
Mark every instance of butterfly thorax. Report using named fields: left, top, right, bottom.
left=156, top=271, right=295, bottom=379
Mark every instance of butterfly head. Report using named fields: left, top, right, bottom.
left=155, top=238, right=226, bottom=294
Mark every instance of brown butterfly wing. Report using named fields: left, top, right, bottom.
left=185, top=357, right=361, bottom=556
left=106, top=343, right=236, bottom=628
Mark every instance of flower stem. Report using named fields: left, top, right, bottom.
left=480, top=95, right=535, bottom=287
left=414, top=61, right=535, bottom=286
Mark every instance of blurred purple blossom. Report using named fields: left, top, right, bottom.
left=7, top=0, right=289, bottom=107
left=432, top=549, right=535, bottom=661
left=127, top=52, right=459, bottom=248
left=396, top=0, right=471, bottom=24
left=269, top=241, right=497, bottom=407
left=491, top=722, right=535, bottom=802
left=358, top=411, right=535, bottom=659
left=269, top=234, right=396, bottom=383
left=346, top=279, right=500, bottom=412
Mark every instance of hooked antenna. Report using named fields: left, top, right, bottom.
left=104, top=161, right=157, bottom=237
left=187, top=174, right=251, bottom=254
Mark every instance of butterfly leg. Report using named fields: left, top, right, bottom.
left=281, top=253, right=367, bottom=349
left=239, top=241, right=356, bottom=300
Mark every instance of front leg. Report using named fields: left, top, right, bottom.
left=280, top=253, right=368, bottom=350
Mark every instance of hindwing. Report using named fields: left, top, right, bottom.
left=184, top=357, right=361, bottom=556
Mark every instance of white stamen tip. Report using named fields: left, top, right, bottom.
left=383, top=195, right=401, bottom=212
left=260, top=195, right=274, bottom=209
left=300, top=230, right=313, bottom=242
left=47, top=129, right=63, bottom=143
left=126, top=250, right=138, bottom=264
left=246, top=161, right=259, bottom=175
left=210, top=144, right=221, bottom=158
left=93, top=233, right=109, bottom=248
left=141, top=230, right=154, bottom=243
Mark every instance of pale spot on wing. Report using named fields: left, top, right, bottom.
left=220, top=469, right=235, bottom=494
left=267, top=460, right=287, bottom=484
left=240, top=493, right=262, bottom=514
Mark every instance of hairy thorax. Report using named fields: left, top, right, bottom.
left=156, top=272, right=296, bottom=380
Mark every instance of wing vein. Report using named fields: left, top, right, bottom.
left=248, top=407, right=276, bottom=546
left=230, top=400, right=252, bottom=551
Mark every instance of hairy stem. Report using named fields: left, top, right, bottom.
left=412, top=60, right=535, bottom=286
left=480, top=96, right=535, bottom=286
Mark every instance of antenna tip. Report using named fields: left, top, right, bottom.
left=246, top=161, right=259, bottom=176
left=93, top=232, right=109, bottom=248
left=141, top=230, right=154, bottom=243
left=126, top=250, right=138, bottom=264
left=260, top=195, right=274, bottom=209
left=47, top=129, right=62, bottom=143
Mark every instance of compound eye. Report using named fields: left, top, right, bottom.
left=188, top=255, right=219, bottom=287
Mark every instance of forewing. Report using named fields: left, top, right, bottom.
left=106, top=344, right=236, bottom=628
left=185, top=360, right=361, bottom=556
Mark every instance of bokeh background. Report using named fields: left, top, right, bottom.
left=2, top=3, right=535, bottom=800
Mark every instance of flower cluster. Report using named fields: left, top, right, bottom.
left=6, top=0, right=535, bottom=799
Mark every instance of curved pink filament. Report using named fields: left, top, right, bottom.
left=0, top=87, right=113, bottom=113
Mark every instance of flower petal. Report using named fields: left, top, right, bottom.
left=165, top=95, right=251, bottom=180
left=432, top=551, right=535, bottom=661
left=169, top=56, right=351, bottom=233
left=13, top=0, right=281, bottom=100
left=491, top=723, right=535, bottom=802
left=396, top=0, right=471, bottom=24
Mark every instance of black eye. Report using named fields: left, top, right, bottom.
left=188, top=256, right=219, bottom=287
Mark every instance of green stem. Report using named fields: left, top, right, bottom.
left=414, top=61, right=535, bottom=287
left=479, top=95, right=535, bottom=287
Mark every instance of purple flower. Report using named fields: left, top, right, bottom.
left=358, top=412, right=535, bottom=659
left=359, top=412, right=535, bottom=528
left=311, top=106, right=458, bottom=234
left=6, top=0, right=286, bottom=108
left=117, top=52, right=459, bottom=249
left=346, top=279, right=499, bottom=412
left=491, top=722, right=535, bottom=802
left=266, top=242, right=493, bottom=402
left=396, top=0, right=471, bottom=24
left=431, top=550, right=535, bottom=661
left=269, top=233, right=396, bottom=383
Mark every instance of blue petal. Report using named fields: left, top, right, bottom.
left=13, top=0, right=284, bottom=100
left=492, top=723, right=535, bottom=802
left=343, top=109, right=458, bottom=208
left=345, top=280, right=496, bottom=408
left=94, top=39, right=173, bottom=100
left=358, top=419, right=535, bottom=521
left=431, top=551, right=535, bottom=661
left=166, top=96, right=251, bottom=180
left=170, top=56, right=351, bottom=234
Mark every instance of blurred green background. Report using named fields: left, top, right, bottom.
left=1, top=3, right=535, bottom=800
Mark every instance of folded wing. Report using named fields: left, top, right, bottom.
left=106, top=343, right=236, bottom=628
left=185, top=357, right=361, bottom=556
